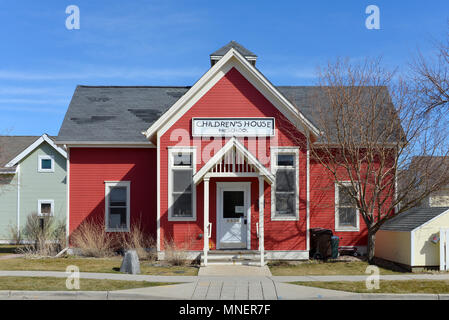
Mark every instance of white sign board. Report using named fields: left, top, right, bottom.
left=192, top=118, right=275, bottom=137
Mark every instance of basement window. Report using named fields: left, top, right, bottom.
left=38, top=200, right=54, bottom=216
left=105, top=181, right=130, bottom=232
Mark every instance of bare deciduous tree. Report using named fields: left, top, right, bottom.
left=283, top=57, right=449, bottom=264
left=412, top=24, right=449, bottom=114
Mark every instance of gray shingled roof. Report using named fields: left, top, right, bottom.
left=0, top=136, right=41, bottom=170
left=57, top=86, right=191, bottom=143
left=381, top=206, right=449, bottom=231
left=56, top=85, right=399, bottom=143
left=210, top=41, right=257, bottom=57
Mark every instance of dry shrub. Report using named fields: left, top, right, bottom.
left=163, top=238, right=191, bottom=266
left=19, top=213, right=66, bottom=257
left=71, top=218, right=115, bottom=257
left=119, top=221, right=156, bottom=261
left=7, top=224, right=21, bottom=245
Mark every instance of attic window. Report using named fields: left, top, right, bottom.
left=38, top=155, right=54, bottom=173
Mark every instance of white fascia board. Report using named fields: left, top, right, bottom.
left=5, top=134, right=67, bottom=167
left=143, top=48, right=320, bottom=142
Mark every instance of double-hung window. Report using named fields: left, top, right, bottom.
left=271, top=148, right=299, bottom=220
left=168, top=148, right=196, bottom=221
left=105, top=181, right=130, bottom=232
left=335, top=182, right=359, bottom=231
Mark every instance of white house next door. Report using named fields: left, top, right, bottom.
left=216, top=182, right=251, bottom=249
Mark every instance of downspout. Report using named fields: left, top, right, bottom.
left=16, top=164, right=20, bottom=242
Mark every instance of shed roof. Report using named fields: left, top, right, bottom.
left=381, top=206, right=449, bottom=231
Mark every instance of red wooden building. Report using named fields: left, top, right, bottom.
left=57, top=42, right=383, bottom=265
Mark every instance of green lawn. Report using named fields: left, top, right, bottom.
left=292, top=280, right=449, bottom=294
left=0, top=257, right=199, bottom=276
left=0, top=276, right=173, bottom=291
left=268, top=260, right=404, bottom=276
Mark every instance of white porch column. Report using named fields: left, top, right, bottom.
left=203, top=177, right=210, bottom=266
left=258, top=176, right=265, bottom=266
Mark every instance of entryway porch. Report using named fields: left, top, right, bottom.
left=192, top=137, right=275, bottom=267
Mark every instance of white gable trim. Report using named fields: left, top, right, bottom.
left=5, top=134, right=67, bottom=167
left=193, top=137, right=275, bottom=185
left=143, top=48, right=320, bottom=142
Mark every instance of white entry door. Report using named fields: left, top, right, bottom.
left=217, top=182, right=250, bottom=249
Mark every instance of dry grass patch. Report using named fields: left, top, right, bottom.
left=0, top=257, right=198, bottom=276
left=292, top=280, right=449, bottom=294
left=0, top=276, right=173, bottom=291
left=268, top=260, right=404, bottom=276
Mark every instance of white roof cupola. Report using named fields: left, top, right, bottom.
left=210, top=41, right=258, bottom=67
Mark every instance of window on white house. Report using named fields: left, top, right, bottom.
left=169, top=149, right=196, bottom=220
left=335, top=183, right=359, bottom=231
left=38, top=155, right=54, bottom=173
left=271, top=149, right=299, bottom=220
left=105, top=181, right=130, bottom=232
left=38, top=200, right=54, bottom=216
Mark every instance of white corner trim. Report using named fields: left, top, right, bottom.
left=334, top=181, right=360, bottom=232
left=5, top=134, right=67, bottom=167
left=306, top=139, right=310, bottom=251
left=410, top=229, right=415, bottom=267
left=143, top=48, right=320, bottom=142
left=270, top=147, right=300, bottom=221
left=167, top=147, right=197, bottom=222
left=104, top=181, right=131, bottom=232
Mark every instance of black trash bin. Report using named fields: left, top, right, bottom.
left=309, top=228, right=333, bottom=260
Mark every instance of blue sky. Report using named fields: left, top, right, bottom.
left=0, top=1, right=447, bottom=136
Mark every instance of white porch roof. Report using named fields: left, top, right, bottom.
left=192, top=137, right=275, bottom=185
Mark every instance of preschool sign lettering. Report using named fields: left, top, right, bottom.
left=192, top=118, right=275, bottom=137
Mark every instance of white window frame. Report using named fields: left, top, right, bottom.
left=335, top=181, right=360, bottom=232
left=105, top=181, right=131, bottom=232
left=168, top=147, right=196, bottom=221
left=37, top=200, right=54, bottom=216
left=270, top=147, right=299, bottom=221
left=38, top=155, right=55, bottom=173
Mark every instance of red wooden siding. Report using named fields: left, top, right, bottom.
left=69, top=148, right=157, bottom=239
left=160, top=67, right=308, bottom=251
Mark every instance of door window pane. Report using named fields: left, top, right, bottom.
left=223, top=191, right=244, bottom=218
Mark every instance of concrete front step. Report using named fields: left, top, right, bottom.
left=201, top=250, right=266, bottom=266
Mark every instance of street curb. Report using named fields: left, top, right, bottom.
left=1, top=290, right=449, bottom=300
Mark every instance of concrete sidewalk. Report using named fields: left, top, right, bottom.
left=1, top=268, right=449, bottom=300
